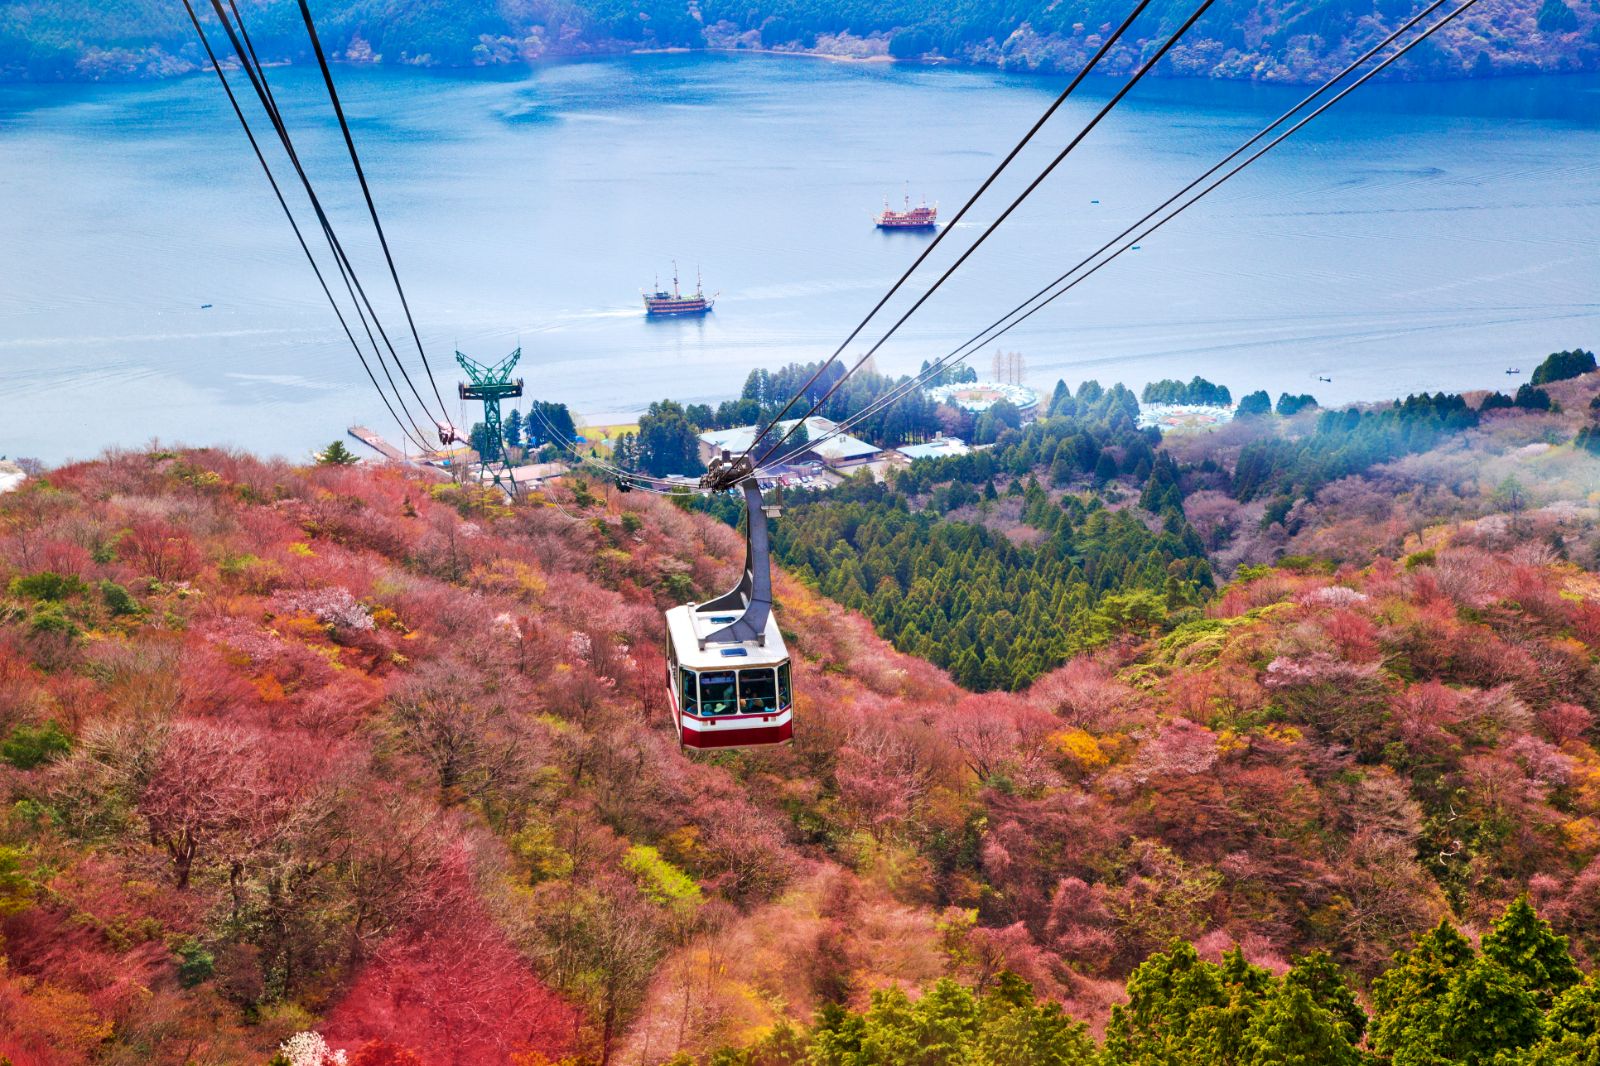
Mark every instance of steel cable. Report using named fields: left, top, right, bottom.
left=179, top=0, right=433, bottom=454
left=202, top=0, right=445, bottom=448
left=744, top=0, right=1221, bottom=474
left=728, top=0, right=1159, bottom=470
left=764, top=0, right=1483, bottom=470
left=295, top=0, right=456, bottom=431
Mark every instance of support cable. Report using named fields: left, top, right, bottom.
left=179, top=0, right=432, bottom=453
left=295, top=0, right=455, bottom=430
left=765, top=0, right=1481, bottom=470
left=740, top=0, right=1220, bottom=477
left=734, top=0, right=1159, bottom=459
left=206, top=0, right=446, bottom=446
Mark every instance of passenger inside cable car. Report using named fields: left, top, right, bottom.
left=699, top=670, right=738, bottom=716
left=738, top=665, right=780, bottom=714
left=672, top=665, right=792, bottom=717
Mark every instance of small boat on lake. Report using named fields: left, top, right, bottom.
left=643, top=263, right=714, bottom=316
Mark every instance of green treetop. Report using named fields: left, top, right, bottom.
left=316, top=439, right=360, bottom=465
left=1530, top=348, right=1596, bottom=386
left=1483, top=895, right=1582, bottom=1010
left=1370, top=919, right=1475, bottom=1062
left=1546, top=976, right=1600, bottom=1044
left=1240, top=983, right=1363, bottom=1066
left=1235, top=390, right=1273, bottom=418
left=1519, top=975, right=1600, bottom=1066
left=1104, top=941, right=1231, bottom=1066
left=1436, top=957, right=1544, bottom=1066
left=972, top=976, right=1095, bottom=1066
left=1282, top=951, right=1366, bottom=1045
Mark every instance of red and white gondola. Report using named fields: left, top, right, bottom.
left=664, top=475, right=793, bottom=751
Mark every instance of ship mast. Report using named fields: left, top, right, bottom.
left=672, top=259, right=681, bottom=299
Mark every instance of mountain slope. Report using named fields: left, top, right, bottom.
left=1, top=437, right=1597, bottom=1062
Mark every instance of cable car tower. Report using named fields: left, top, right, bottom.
left=456, top=347, right=524, bottom=496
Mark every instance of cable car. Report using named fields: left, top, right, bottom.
left=665, top=477, right=793, bottom=750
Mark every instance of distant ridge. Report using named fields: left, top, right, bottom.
left=3, top=0, right=1595, bottom=83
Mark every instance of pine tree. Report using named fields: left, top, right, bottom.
left=811, top=1001, right=868, bottom=1066
left=1546, top=975, right=1600, bottom=1044
left=1104, top=942, right=1231, bottom=1066
left=1519, top=976, right=1600, bottom=1066
left=1370, top=919, right=1475, bottom=1063
left=910, top=979, right=983, bottom=1062
left=316, top=439, right=360, bottom=465
left=1240, top=984, right=1362, bottom=1066
left=1482, top=895, right=1582, bottom=1009
left=1283, top=952, right=1366, bottom=1045
left=1436, top=957, right=1543, bottom=1066
left=973, top=976, right=1096, bottom=1066
left=1196, top=947, right=1277, bottom=1065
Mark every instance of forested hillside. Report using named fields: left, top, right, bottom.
left=700, top=379, right=1216, bottom=690
left=691, top=354, right=1599, bottom=697
left=4, top=0, right=1596, bottom=81
left=2, top=354, right=1600, bottom=1062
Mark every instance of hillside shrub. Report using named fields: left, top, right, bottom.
left=8, top=571, right=86, bottom=601
left=1, top=721, right=72, bottom=769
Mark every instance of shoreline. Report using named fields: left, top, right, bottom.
left=575, top=370, right=1542, bottom=439
left=9, top=39, right=1598, bottom=88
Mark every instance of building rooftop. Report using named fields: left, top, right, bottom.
left=509, top=462, right=569, bottom=484
left=896, top=436, right=971, bottom=462
left=698, top=416, right=879, bottom=465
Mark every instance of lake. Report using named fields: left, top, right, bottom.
left=1, top=55, right=1597, bottom=464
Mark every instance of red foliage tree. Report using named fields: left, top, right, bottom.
left=119, top=520, right=202, bottom=583
left=322, top=847, right=578, bottom=1066
left=347, top=1039, right=426, bottom=1066
left=137, top=719, right=321, bottom=889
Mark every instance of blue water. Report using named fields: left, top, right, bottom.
left=0, top=55, right=1596, bottom=463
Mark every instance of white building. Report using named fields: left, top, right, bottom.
left=697, top=416, right=879, bottom=470
left=508, top=462, right=569, bottom=488
left=895, top=435, right=971, bottom=463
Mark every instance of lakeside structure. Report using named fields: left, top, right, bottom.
left=347, top=425, right=568, bottom=491
left=927, top=381, right=1040, bottom=419
left=697, top=416, right=879, bottom=471
left=508, top=462, right=569, bottom=489
left=1136, top=403, right=1236, bottom=431
left=895, top=435, right=971, bottom=463
left=347, top=425, right=461, bottom=466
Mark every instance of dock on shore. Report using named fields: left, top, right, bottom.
left=348, top=425, right=410, bottom=462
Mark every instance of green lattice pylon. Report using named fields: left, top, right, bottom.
left=456, top=347, right=524, bottom=493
